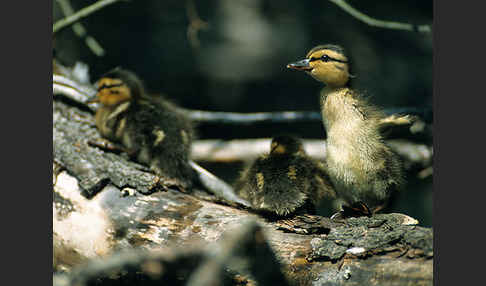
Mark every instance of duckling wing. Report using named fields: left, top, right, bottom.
left=349, top=94, right=385, bottom=122
left=125, top=100, right=194, bottom=180
left=359, top=147, right=405, bottom=210
left=375, top=148, right=405, bottom=191
left=127, top=100, right=191, bottom=148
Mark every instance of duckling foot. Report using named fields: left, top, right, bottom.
left=330, top=201, right=372, bottom=220
left=88, top=138, right=126, bottom=154
left=88, top=138, right=138, bottom=158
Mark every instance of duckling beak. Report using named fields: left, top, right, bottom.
left=287, top=59, right=312, bottom=71
left=86, top=95, right=100, bottom=104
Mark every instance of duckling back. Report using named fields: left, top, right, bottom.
left=124, top=98, right=195, bottom=184
left=92, top=68, right=195, bottom=188
left=235, top=137, right=336, bottom=217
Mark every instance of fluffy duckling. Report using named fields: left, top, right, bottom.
left=234, top=135, right=336, bottom=217
left=88, top=68, right=195, bottom=187
left=287, top=44, right=404, bottom=214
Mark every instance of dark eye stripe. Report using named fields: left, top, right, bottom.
left=331, top=58, right=348, bottom=63
left=97, top=83, right=124, bottom=91
left=308, top=55, right=348, bottom=63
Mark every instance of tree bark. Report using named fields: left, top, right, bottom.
left=53, top=96, right=433, bottom=285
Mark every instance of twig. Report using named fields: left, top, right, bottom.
left=185, top=0, right=210, bottom=49
left=53, top=0, right=122, bottom=34
left=190, top=161, right=251, bottom=207
left=53, top=74, right=97, bottom=100
left=187, top=109, right=321, bottom=124
left=418, top=166, right=433, bottom=179
left=184, top=107, right=433, bottom=124
left=328, top=0, right=431, bottom=33
left=53, top=74, right=98, bottom=114
left=55, top=0, right=106, bottom=56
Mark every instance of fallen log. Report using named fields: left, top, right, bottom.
left=53, top=98, right=433, bottom=285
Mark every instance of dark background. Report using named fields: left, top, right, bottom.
left=53, top=0, right=433, bottom=226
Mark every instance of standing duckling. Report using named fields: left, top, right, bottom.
left=234, top=135, right=336, bottom=217
left=287, top=44, right=404, bottom=214
left=88, top=68, right=195, bottom=187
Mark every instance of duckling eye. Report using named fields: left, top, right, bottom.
left=97, top=84, right=107, bottom=91
left=321, top=55, right=330, bottom=62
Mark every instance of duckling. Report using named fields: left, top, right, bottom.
left=234, top=135, right=336, bottom=217
left=287, top=44, right=404, bottom=214
left=88, top=68, right=195, bottom=188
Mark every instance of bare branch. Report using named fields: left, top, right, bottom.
left=184, top=108, right=432, bottom=125
left=190, top=161, right=251, bottom=207
left=55, top=0, right=106, bottom=56
left=185, top=0, right=210, bottom=49
left=329, top=0, right=431, bottom=33
left=53, top=74, right=97, bottom=104
left=187, top=109, right=321, bottom=124
left=418, top=166, right=433, bottom=179
left=191, top=139, right=433, bottom=169
left=53, top=0, right=122, bottom=34
left=52, top=71, right=432, bottom=129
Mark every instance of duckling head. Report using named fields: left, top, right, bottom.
left=287, top=44, right=351, bottom=87
left=89, top=68, right=145, bottom=106
left=270, top=135, right=305, bottom=156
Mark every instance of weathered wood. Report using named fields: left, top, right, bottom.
left=53, top=90, right=433, bottom=285
left=53, top=167, right=432, bottom=285
left=54, top=100, right=164, bottom=196
left=54, top=221, right=291, bottom=286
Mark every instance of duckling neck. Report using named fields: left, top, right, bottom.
left=320, top=86, right=352, bottom=130
left=319, top=86, right=378, bottom=144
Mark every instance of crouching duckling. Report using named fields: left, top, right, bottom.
left=88, top=68, right=195, bottom=187
left=234, top=135, right=336, bottom=217
left=287, top=44, right=405, bottom=215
